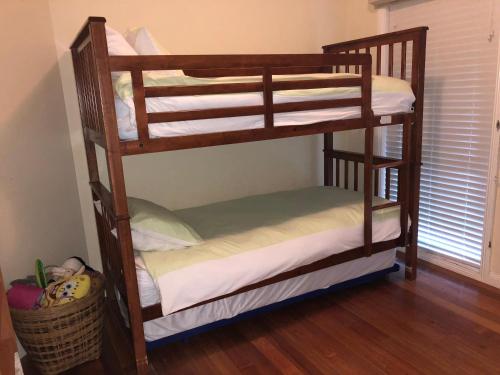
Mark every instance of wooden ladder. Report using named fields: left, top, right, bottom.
left=365, top=114, right=412, bottom=256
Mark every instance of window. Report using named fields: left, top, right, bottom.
left=385, top=0, right=499, bottom=265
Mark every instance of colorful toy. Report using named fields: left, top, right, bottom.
left=35, top=258, right=48, bottom=288
left=7, top=284, right=43, bottom=310
left=41, top=274, right=91, bottom=307
left=55, top=274, right=91, bottom=305
left=9, top=257, right=95, bottom=310
left=47, top=256, right=95, bottom=281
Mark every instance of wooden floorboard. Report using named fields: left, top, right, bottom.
left=22, top=262, right=500, bottom=374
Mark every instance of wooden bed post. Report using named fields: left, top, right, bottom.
left=406, top=29, right=427, bottom=280
left=71, top=18, right=149, bottom=374
left=361, top=57, right=374, bottom=257
left=90, top=20, right=148, bottom=374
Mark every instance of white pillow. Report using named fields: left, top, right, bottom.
left=96, top=199, right=202, bottom=252
left=105, top=26, right=137, bottom=56
left=125, top=27, right=184, bottom=76
left=111, top=227, right=196, bottom=252
left=125, top=27, right=164, bottom=55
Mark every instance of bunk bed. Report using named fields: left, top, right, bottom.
left=70, top=17, right=427, bottom=374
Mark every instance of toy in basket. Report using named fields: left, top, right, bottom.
left=8, top=257, right=105, bottom=375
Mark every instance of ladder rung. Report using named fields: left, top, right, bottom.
left=373, top=160, right=407, bottom=170
left=372, top=201, right=401, bottom=211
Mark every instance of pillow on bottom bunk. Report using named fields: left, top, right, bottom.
left=127, top=197, right=203, bottom=251
left=95, top=198, right=203, bottom=251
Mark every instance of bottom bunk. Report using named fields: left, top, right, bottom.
left=129, top=250, right=398, bottom=344
left=112, top=186, right=407, bottom=343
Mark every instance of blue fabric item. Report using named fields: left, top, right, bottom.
left=146, top=263, right=400, bottom=350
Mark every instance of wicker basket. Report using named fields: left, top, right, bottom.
left=10, top=273, right=105, bottom=375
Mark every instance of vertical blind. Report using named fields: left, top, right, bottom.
left=386, top=0, right=499, bottom=265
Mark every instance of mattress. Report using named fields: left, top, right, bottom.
left=139, top=186, right=403, bottom=316
left=132, top=249, right=396, bottom=341
left=114, top=73, right=415, bottom=140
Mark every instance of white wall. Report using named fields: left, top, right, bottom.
left=0, top=0, right=87, bottom=286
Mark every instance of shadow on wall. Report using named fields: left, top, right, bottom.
left=54, top=52, right=322, bottom=212
left=0, top=63, right=86, bottom=285
left=57, top=44, right=322, bottom=208
left=119, top=136, right=321, bottom=211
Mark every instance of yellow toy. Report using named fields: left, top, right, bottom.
left=41, top=274, right=91, bottom=307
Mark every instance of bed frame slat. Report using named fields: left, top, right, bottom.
left=131, top=70, right=149, bottom=141
left=324, top=133, right=334, bottom=186
left=344, top=160, right=349, bottom=189
left=374, top=169, right=380, bottom=196
left=145, top=82, right=263, bottom=97
left=376, top=45, right=381, bottom=75
left=263, top=68, right=274, bottom=128
left=272, top=77, right=362, bottom=90
left=335, top=158, right=340, bottom=187
left=353, top=50, right=358, bottom=74
left=388, top=43, right=394, bottom=77
left=274, top=97, right=361, bottom=113
left=401, top=41, right=407, bottom=80
left=372, top=201, right=400, bottom=211
left=354, top=161, right=359, bottom=191
left=148, top=106, right=264, bottom=123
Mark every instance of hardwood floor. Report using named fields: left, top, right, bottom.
left=22, top=261, right=500, bottom=374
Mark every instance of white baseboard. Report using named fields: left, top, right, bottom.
left=403, top=247, right=500, bottom=289
left=417, top=248, right=481, bottom=280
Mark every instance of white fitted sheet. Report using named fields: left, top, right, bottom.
left=115, top=74, right=415, bottom=140
left=135, top=249, right=396, bottom=341
left=135, top=256, right=161, bottom=307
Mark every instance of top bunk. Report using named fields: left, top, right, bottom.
left=70, top=17, right=427, bottom=156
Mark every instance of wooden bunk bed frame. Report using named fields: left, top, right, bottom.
left=70, top=17, right=427, bottom=374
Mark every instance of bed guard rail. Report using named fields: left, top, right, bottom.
left=108, top=53, right=374, bottom=155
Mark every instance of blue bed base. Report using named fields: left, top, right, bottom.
left=146, top=263, right=400, bottom=350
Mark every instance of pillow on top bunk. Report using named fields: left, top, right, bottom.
left=127, top=197, right=202, bottom=251
left=105, top=26, right=137, bottom=56
left=105, top=26, right=137, bottom=80
left=125, top=27, right=184, bottom=76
